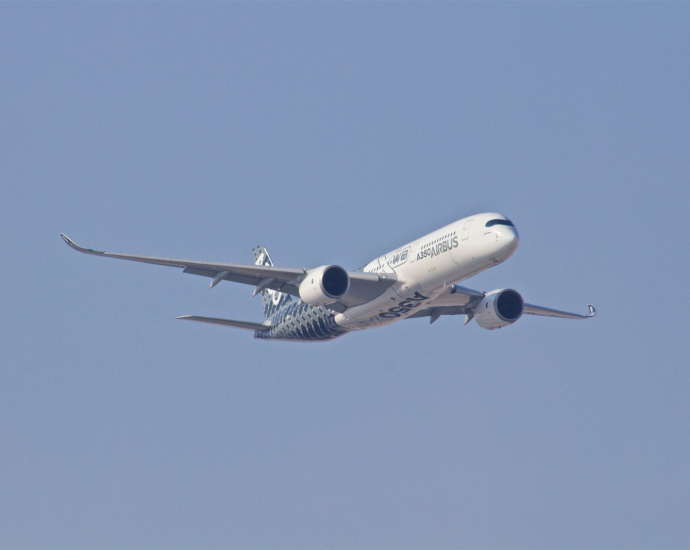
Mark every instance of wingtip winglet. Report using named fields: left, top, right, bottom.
left=60, top=234, right=103, bottom=255
left=61, top=233, right=85, bottom=252
left=587, top=304, right=597, bottom=318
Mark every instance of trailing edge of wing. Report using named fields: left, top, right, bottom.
left=176, top=315, right=270, bottom=331
left=406, top=306, right=469, bottom=321
left=523, top=303, right=596, bottom=320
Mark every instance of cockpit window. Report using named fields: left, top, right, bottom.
left=485, top=219, right=515, bottom=228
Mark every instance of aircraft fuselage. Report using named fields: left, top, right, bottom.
left=256, top=213, right=519, bottom=340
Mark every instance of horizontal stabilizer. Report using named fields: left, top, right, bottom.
left=176, top=315, right=271, bottom=331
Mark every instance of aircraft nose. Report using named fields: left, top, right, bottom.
left=493, top=226, right=520, bottom=261
left=503, top=225, right=519, bottom=243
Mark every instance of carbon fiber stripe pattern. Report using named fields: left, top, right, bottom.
left=254, top=301, right=347, bottom=342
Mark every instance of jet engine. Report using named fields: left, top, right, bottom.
left=474, top=289, right=524, bottom=330
left=298, top=265, right=350, bottom=306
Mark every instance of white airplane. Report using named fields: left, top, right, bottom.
left=61, top=213, right=595, bottom=342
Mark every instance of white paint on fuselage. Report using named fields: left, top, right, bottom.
left=334, top=213, right=519, bottom=330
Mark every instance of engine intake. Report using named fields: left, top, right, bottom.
left=474, top=289, right=524, bottom=330
left=299, top=265, right=350, bottom=306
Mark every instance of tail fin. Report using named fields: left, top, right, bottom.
left=252, top=246, right=293, bottom=320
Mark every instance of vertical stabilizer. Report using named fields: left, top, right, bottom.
left=252, top=246, right=293, bottom=320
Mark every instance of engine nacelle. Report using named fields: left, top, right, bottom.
left=298, top=265, right=350, bottom=306
left=474, top=289, right=524, bottom=330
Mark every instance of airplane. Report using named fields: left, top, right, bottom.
left=61, top=212, right=595, bottom=342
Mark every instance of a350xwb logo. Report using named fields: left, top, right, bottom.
left=387, top=247, right=410, bottom=269
left=379, top=292, right=429, bottom=319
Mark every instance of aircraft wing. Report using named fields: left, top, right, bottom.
left=523, top=303, right=596, bottom=319
left=61, top=234, right=394, bottom=311
left=407, top=284, right=596, bottom=323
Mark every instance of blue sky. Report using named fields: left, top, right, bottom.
left=1, top=3, right=689, bottom=548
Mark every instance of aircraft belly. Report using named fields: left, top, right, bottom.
left=334, top=283, right=440, bottom=330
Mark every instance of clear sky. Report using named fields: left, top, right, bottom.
left=1, top=3, right=689, bottom=549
